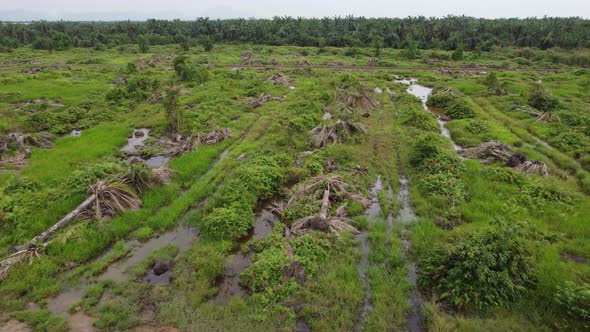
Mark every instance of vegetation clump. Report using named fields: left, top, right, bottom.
left=419, top=223, right=535, bottom=309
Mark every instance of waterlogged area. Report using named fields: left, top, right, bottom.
left=99, top=224, right=198, bottom=282
left=396, top=176, right=424, bottom=332
left=355, top=176, right=383, bottom=330
left=214, top=209, right=277, bottom=305
left=121, top=128, right=170, bottom=168
left=396, top=79, right=462, bottom=152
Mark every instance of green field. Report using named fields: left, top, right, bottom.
left=0, top=40, right=589, bottom=332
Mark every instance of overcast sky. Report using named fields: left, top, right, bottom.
left=1, top=0, right=588, bottom=21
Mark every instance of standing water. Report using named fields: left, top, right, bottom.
left=213, top=209, right=278, bottom=305
left=355, top=176, right=383, bottom=331
left=99, top=224, right=198, bottom=282
left=396, top=80, right=462, bottom=152
left=396, top=176, right=424, bottom=332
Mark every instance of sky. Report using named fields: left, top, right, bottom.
left=0, top=0, right=588, bottom=21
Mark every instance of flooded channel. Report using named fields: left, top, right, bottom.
left=355, top=176, right=383, bottom=331
left=396, top=79, right=462, bottom=152
left=396, top=176, right=424, bottom=332
left=213, top=209, right=278, bottom=305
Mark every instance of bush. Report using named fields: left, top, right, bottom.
left=448, top=98, right=476, bottom=119
left=465, top=119, right=489, bottom=134
left=410, top=133, right=448, bottom=166
left=202, top=201, right=254, bottom=240
left=400, top=107, right=439, bottom=131
left=419, top=223, right=535, bottom=309
left=427, top=93, right=456, bottom=108
left=555, top=281, right=590, bottom=324
left=527, top=82, right=559, bottom=111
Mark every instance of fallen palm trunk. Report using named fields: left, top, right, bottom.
left=10, top=180, right=141, bottom=253
left=10, top=194, right=97, bottom=253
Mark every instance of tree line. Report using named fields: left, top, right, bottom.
left=1, top=16, right=589, bottom=52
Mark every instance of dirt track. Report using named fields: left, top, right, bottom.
left=222, top=63, right=563, bottom=73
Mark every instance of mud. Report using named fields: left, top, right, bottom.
left=0, top=320, right=31, bottom=332
left=355, top=176, right=383, bottom=331
left=213, top=209, right=278, bottom=305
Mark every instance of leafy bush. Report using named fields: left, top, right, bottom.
left=400, top=107, right=439, bottom=131
left=555, top=281, right=590, bottom=324
left=419, top=223, right=535, bottom=309
left=448, top=98, right=476, bottom=119
left=202, top=200, right=254, bottom=240
left=419, top=173, right=466, bottom=202
left=465, top=119, right=489, bottom=134
left=427, top=93, right=456, bottom=108
left=527, top=82, right=559, bottom=111
left=410, top=133, right=448, bottom=166
left=417, top=153, right=465, bottom=176
left=241, top=246, right=297, bottom=303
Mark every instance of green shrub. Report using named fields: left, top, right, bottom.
left=400, top=107, right=439, bottom=131
left=202, top=201, right=254, bottom=240
left=427, top=93, right=456, bottom=108
left=410, top=133, right=448, bottom=166
left=555, top=281, right=590, bottom=324
left=419, top=173, right=466, bottom=202
left=465, top=119, right=489, bottom=134
left=527, top=82, right=559, bottom=111
left=418, top=153, right=465, bottom=176
left=448, top=98, right=476, bottom=119
left=419, top=223, right=535, bottom=309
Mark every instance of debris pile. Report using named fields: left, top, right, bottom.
left=0, top=132, right=55, bottom=168
left=460, top=141, right=549, bottom=176
left=195, top=128, right=232, bottom=145
left=286, top=174, right=370, bottom=235
left=246, top=93, right=283, bottom=108
left=268, top=73, right=294, bottom=85
left=337, top=87, right=378, bottom=113
left=310, top=120, right=367, bottom=148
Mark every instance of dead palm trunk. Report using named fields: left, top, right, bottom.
left=319, top=189, right=330, bottom=219
left=11, top=194, right=96, bottom=252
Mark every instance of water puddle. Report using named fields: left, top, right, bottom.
left=121, top=129, right=150, bottom=153
left=355, top=176, right=383, bottom=331
left=70, top=129, right=82, bottom=137
left=213, top=210, right=278, bottom=305
left=126, top=155, right=170, bottom=168
left=396, top=79, right=462, bottom=152
left=99, top=224, right=198, bottom=282
left=395, top=176, right=424, bottom=332
left=46, top=286, right=97, bottom=332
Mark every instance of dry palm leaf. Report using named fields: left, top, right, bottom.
left=89, top=180, right=141, bottom=220
left=310, top=120, right=367, bottom=148
left=152, top=166, right=174, bottom=185
left=517, top=161, right=549, bottom=176
left=195, top=128, right=232, bottom=145
left=268, top=73, right=294, bottom=85
left=0, top=247, right=42, bottom=280
left=337, top=87, right=378, bottom=112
